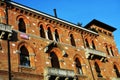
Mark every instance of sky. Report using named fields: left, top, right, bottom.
left=13, top=0, right=120, bottom=53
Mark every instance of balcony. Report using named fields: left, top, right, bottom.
left=0, top=23, right=12, bottom=39
left=85, top=48, right=107, bottom=62
left=111, top=77, right=120, bottom=80
left=98, top=77, right=106, bottom=80
left=44, top=67, right=75, bottom=78
left=0, top=23, right=12, bottom=33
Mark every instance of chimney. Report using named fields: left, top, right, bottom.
left=53, top=9, right=57, bottom=18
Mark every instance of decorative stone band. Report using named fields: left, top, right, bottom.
left=0, top=23, right=12, bottom=33
left=44, top=67, right=75, bottom=78
left=0, top=23, right=12, bottom=39
left=85, top=48, right=107, bottom=57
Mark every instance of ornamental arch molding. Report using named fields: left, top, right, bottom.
left=38, top=21, right=47, bottom=30
left=17, top=41, right=35, bottom=55
left=17, top=41, right=36, bottom=68
left=73, top=54, right=87, bottom=75
left=16, top=15, right=30, bottom=27
left=73, top=54, right=85, bottom=66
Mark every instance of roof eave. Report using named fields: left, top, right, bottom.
left=8, top=1, right=98, bottom=35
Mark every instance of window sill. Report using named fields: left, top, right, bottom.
left=19, top=65, right=35, bottom=70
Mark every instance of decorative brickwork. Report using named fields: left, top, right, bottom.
left=0, top=1, right=120, bottom=80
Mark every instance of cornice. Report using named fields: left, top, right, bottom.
left=0, top=1, right=98, bottom=36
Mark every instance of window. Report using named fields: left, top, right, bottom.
left=18, top=18, right=26, bottom=33
left=95, top=62, right=102, bottom=77
left=20, top=45, right=30, bottom=67
left=92, top=41, right=96, bottom=49
left=85, top=39, right=89, bottom=48
left=70, top=34, right=76, bottom=46
left=40, top=24, right=45, bottom=38
left=114, top=65, right=120, bottom=77
left=50, top=52, right=60, bottom=68
left=47, top=27, right=53, bottom=40
left=55, top=29, right=59, bottom=42
left=105, top=45, right=110, bottom=55
left=75, top=58, right=83, bottom=75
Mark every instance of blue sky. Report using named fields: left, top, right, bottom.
left=13, top=0, right=120, bottom=53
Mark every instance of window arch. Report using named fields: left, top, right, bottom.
left=70, top=34, right=76, bottom=46
left=50, top=52, right=60, bottom=68
left=18, top=18, right=26, bottom=33
left=75, top=58, right=83, bottom=75
left=47, top=27, right=53, bottom=40
left=92, top=40, right=96, bottom=49
left=114, top=65, right=120, bottom=77
left=55, top=29, right=59, bottom=42
left=40, top=24, right=45, bottom=38
left=85, top=39, right=89, bottom=48
left=94, top=62, right=102, bottom=77
left=20, top=45, right=30, bottom=66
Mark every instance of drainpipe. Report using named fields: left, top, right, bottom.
left=80, top=33, right=95, bottom=80
left=88, top=59, right=95, bottom=80
left=5, top=0, right=12, bottom=80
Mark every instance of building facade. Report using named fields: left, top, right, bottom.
left=0, top=1, right=120, bottom=80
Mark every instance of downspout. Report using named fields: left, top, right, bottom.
left=88, top=59, right=95, bottom=80
left=80, top=32, right=95, bottom=80
left=5, top=0, right=12, bottom=80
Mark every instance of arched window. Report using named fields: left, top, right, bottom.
left=40, top=24, right=45, bottom=38
left=110, top=47, right=114, bottom=56
left=92, top=41, right=96, bottom=49
left=95, top=62, right=102, bottom=77
left=85, top=39, right=89, bottom=48
left=75, top=58, right=83, bottom=75
left=70, top=34, right=76, bottom=46
left=18, top=18, right=26, bottom=33
left=105, top=45, right=110, bottom=55
left=114, top=65, right=120, bottom=77
left=55, top=29, right=59, bottom=42
left=47, top=27, right=53, bottom=40
left=20, top=45, right=30, bottom=66
left=50, top=52, right=60, bottom=68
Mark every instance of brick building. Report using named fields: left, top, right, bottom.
left=0, top=1, right=120, bottom=80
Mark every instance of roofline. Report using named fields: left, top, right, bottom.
left=85, top=19, right=117, bottom=32
left=8, top=1, right=98, bottom=35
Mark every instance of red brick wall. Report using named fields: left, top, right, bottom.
left=0, top=1, right=120, bottom=80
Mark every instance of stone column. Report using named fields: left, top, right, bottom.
left=52, top=32, right=56, bottom=41
left=73, top=78, right=77, bottom=80
left=55, top=76, right=59, bottom=80
left=45, top=30, right=48, bottom=39
left=45, top=75, right=50, bottom=80
left=65, top=77, right=68, bottom=80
